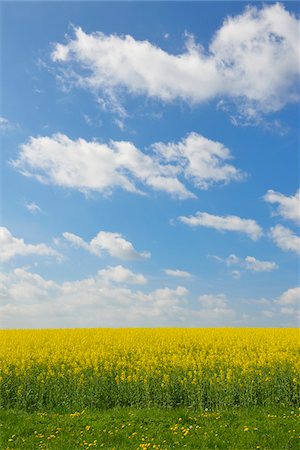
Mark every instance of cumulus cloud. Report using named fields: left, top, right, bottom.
left=0, top=268, right=57, bottom=301
left=24, top=201, right=42, bottom=214
left=276, top=287, right=300, bottom=305
left=12, top=133, right=191, bottom=199
left=6, top=266, right=298, bottom=327
left=97, top=265, right=147, bottom=285
left=152, top=132, right=244, bottom=189
left=179, top=212, right=263, bottom=240
left=0, top=266, right=147, bottom=306
left=198, top=293, right=228, bottom=308
left=264, top=189, right=300, bottom=224
left=0, top=266, right=243, bottom=327
left=51, top=4, right=299, bottom=120
left=143, top=286, right=188, bottom=308
left=0, top=227, right=61, bottom=262
left=12, top=132, right=243, bottom=199
left=258, top=286, right=300, bottom=322
left=197, top=293, right=236, bottom=320
left=164, top=269, right=193, bottom=278
left=0, top=268, right=185, bottom=327
left=269, top=224, right=300, bottom=255
left=63, top=230, right=150, bottom=260
left=276, top=287, right=300, bottom=319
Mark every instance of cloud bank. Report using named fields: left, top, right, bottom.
left=0, top=267, right=237, bottom=328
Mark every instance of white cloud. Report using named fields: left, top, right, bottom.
left=214, top=253, right=278, bottom=273
left=277, top=287, right=300, bottom=305
left=97, top=265, right=147, bottom=285
left=279, top=306, right=297, bottom=316
left=0, top=268, right=180, bottom=327
left=51, top=4, right=299, bottom=120
left=63, top=230, right=150, bottom=260
left=24, top=201, right=42, bottom=214
left=12, top=133, right=192, bottom=199
left=0, top=227, right=61, bottom=262
left=198, top=293, right=227, bottom=308
left=5, top=268, right=298, bottom=327
left=269, top=224, right=300, bottom=255
left=225, top=254, right=240, bottom=265
left=62, top=232, right=90, bottom=252
left=179, top=212, right=263, bottom=240
left=152, top=132, right=244, bottom=189
left=0, top=267, right=241, bottom=328
left=0, top=268, right=57, bottom=301
left=164, top=269, right=193, bottom=278
left=256, top=287, right=300, bottom=322
left=0, top=117, right=10, bottom=130
left=244, top=256, right=278, bottom=272
left=276, top=287, right=300, bottom=320
left=144, top=286, right=188, bottom=305
left=197, top=293, right=236, bottom=320
left=264, top=189, right=300, bottom=224
left=0, top=116, right=15, bottom=132
left=12, top=132, right=243, bottom=199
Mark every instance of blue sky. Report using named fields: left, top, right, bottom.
left=0, top=1, right=299, bottom=328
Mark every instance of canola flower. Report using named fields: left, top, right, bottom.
left=0, top=328, right=299, bottom=409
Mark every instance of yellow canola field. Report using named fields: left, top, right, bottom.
left=0, top=328, right=299, bottom=409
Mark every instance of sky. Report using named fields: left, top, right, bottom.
left=0, top=1, right=299, bottom=328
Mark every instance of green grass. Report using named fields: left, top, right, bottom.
left=1, top=407, right=299, bottom=449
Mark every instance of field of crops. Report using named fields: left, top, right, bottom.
left=1, top=328, right=299, bottom=411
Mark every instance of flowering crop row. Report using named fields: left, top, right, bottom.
left=0, top=328, right=298, bottom=410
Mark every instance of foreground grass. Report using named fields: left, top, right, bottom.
left=1, top=407, right=299, bottom=449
